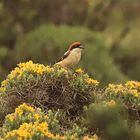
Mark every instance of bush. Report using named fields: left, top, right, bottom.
left=0, top=103, right=98, bottom=140
left=83, top=100, right=140, bottom=140
left=83, top=101, right=130, bottom=140
left=0, top=61, right=98, bottom=120
left=0, top=61, right=140, bottom=140
left=110, top=32, right=140, bottom=81
left=104, top=81, right=140, bottom=121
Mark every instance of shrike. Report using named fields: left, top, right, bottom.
left=56, top=42, right=84, bottom=67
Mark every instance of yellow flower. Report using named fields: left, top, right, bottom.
left=1, top=80, right=8, bottom=87
left=15, top=108, right=23, bottom=116
left=2, top=103, right=66, bottom=140
left=5, top=130, right=17, bottom=139
left=0, top=87, right=6, bottom=92
left=19, top=103, right=35, bottom=112
left=106, top=84, right=125, bottom=94
left=11, top=103, right=35, bottom=117
left=6, top=114, right=15, bottom=122
left=125, top=81, right=140, bottom=89
left=0, top=61, right=87, bottom=92
left=34, top=113, right=40, bottom=120
left=17, top=137, right=22, bottom=140
left=86, top=78, right=99, bottom=86
left=0, top=79, right=8, bottom=92
left=5, top=103, right=36, bottom=123
left=34, top=122, right=65, bottom=139
left=5, top=123, right=32, bottom=139
left=16, top=123, right=32, bottom=138
left=75, top=68, right=84, bottom=74
left=106, top=82, right=140, bottom=98
left=4, top=61, right=54, bottom=82
left=129, top=89, right=139, bottom=97
left=17, top=129, right=31, bottom=138
left=36, top=122, right=49, bottom=133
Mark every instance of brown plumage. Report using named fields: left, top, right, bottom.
left=68, top=42, right=82, bottom=51
left=56, top=42, right=84, bottom=67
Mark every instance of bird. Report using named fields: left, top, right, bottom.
left=56, top=42, right=84, bottom=68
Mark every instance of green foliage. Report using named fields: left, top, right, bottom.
left=0, top=103, right=87, bottom=140
left=104, top=82, right=140, bottom=121
left=0, top=61, right=140, bottom=139
left=83, top=101, right=136, bottom=140
left=110, top=31, right=140, bottom=80
left=0, top=1, right=140, bottom=138
left=0, top=61, right=98, bottom=122
left=132, top=124, right=140, bottom=140
left=83, top=101, right=124, bottom=130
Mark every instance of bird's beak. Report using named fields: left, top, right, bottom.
left=79, top=45, right=84, bottom=49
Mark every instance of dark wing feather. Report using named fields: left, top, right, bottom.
left=59, top=51, right=70, bottom=61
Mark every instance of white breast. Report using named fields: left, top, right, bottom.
left=62, top=48, right=82, bottom=67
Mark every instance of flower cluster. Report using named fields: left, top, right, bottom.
left=75, top=68, right=84, bottom=74
left=0, top=61, right=54, bottom=92
left=0, top=61, right=99, bottom=125
left=4, top=122, right=64, bottom=140
left=0, top=103, right=64, bottom=140
left=6, top=103, right=36, bottom=122
left=86, top=78, right=99, bottom=86
left=0, top=61, right=99, bottom=93
left=0, top=103, right=99, bottom=140
left=75, top=68, right=99, bottom=86
left=106, top=81, right=140, bottom=97
left=125, top=81, right=140, bottom=90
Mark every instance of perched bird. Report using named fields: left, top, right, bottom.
left=56, top=42, right=84, bottom=67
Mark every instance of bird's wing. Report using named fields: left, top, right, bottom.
left=59, top=50, right=70, bottom=61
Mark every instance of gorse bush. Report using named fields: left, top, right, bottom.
left=0, top=103, right=99, bottom=140
left=83, top=101, right=130, bottom=140
left=0, top=61, right=98, bottom=121
left=104, top=81, right=140, bottom=121
left=0, top=61, right=140, bottom=139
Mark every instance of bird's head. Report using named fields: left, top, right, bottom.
left=68, top=42, right=84, bottom=51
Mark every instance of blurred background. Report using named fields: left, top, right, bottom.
left=0, top=0, right=140, bottom=86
